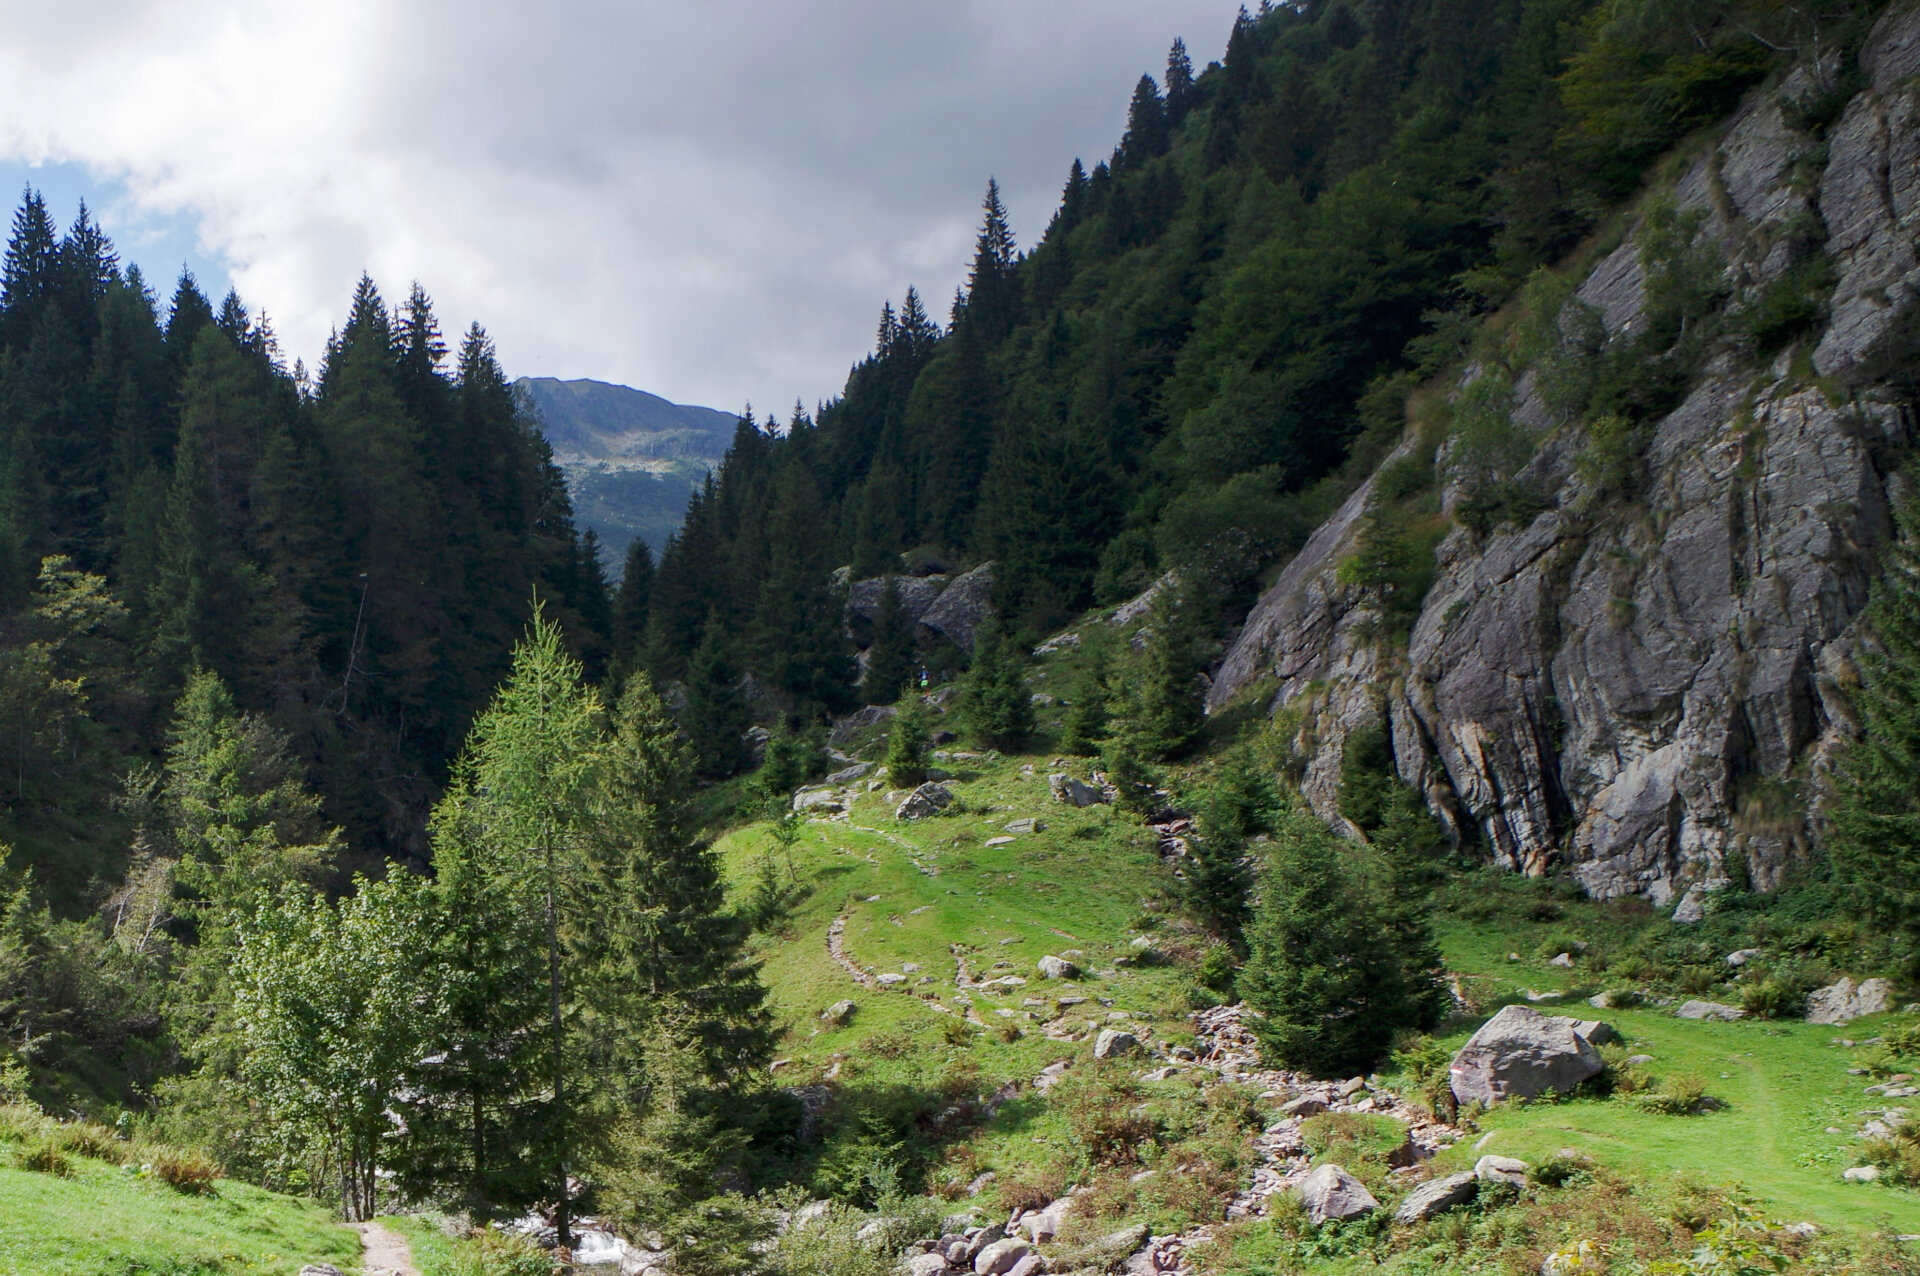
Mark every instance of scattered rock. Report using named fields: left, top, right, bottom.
left=1474, top=1155, right=1529, bottom=1187
left=1449, top=1005, right=1607, bottom=1106
left=1676, top=1000, right=1746, bottom=1021
left=1726, top=948, right=1762, bottom=967
left=792, top=787, right=844, bottom=813
left=1673, top=892, right=1707, bottom=925
left=1338, top=1076, right=1369, bottom=1098
left=821, top=1000, right=856, bottom=1026
left=1048, top=774, right=1107, bottom=807
left=1280, top=1095, right=1328, bottom=1118
left=984, top=836, right=1015, bottom=847
left=1296, top=1163, right=1379, bottom=1224
left=1004, top=818, right=1046, bottom=834
left=1394, top=1171, right=1480, bottom=1223
left=905, top=1253, right=955, bottom=1276
left=1808, top=977, right=1895, bottom=1026
left=1844, top=1165, right=1882, bottom=1182
left=1038, top=955, right=1079, bottom=980
left=1549, top=952, right=1576, bottom=968
left=877, top=973, right=908, bottom=987
left=972, top=1237, right=1033, bottom=1276
left=1094, top=1028, right=1140, bottom=1059
left=1572, top=1019, right=1620, bottom=1046
left=298, top=1268, right=346, bottom=1276
left=897, top=783, right=955, bottom=821
left=829, top=704, right=896, bottom=747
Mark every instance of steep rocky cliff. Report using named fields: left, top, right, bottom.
left=1211, top=5, right=1920, bottom=917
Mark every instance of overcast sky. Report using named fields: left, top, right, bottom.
left=0, top=1, right=1245, bottom=413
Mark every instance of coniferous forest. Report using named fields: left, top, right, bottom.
left=11, top=1, right=1920, bottom=1272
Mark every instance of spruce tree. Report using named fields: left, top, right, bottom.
left=863, top=575, right=915, bottom=706
left=1119, top=74, right=1170, bottom=169
left=1059, top=629, right=1113, bottom=755
left=612, top=537, right=656, bottom=669
left=1165, top=38, right=1197, bottom=123
left=1829, top=492, right=1920, bottom=939
left=1238, top=812, right=1446, bottom=1077
left=885, top=695, right=933, bottom=789
left=960, top=611, right=1033, bottom=751
left=1115, top=582, right=1208, bottom=762
left=585, top=674, right=771, bottom=1084
left=682, top=621, right=751, bottom=779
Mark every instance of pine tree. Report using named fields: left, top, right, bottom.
left=1238, top=811, right=1446, bottom=1077
left=425, top=609, right=603, bottom=1239
left=884, top=695, right=933, bottom=789
left=1116, top=582, right=1207, bottom=761
left=584, top=674, right=771, bottom=1083
left=1119, top=74, right=1170, bottom=169
left=1059, top=629, right=1113, bottom=755
left=1829, top=492, right=1920, bottom=939
left=960, top=612, right=1033, bottom=751
left=1165, top=38, right=1197, bottom=123
left=612, top=537, right=656, bottom=669
left=863, top=575, right=915, bottom=706
left=0, top=190, right=59, bottom=351
left=962, top=179, right=1020, bottom=342
left=682, top=621, right=752, bottom=779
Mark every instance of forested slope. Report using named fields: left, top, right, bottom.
left=630, top=0, right=1868, bottom=709
left=0, top=220, right=611, bottom=887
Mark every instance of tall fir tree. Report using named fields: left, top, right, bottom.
left=960, top=611, right=1033, bottom=751
left=862, top=575, right=915, bottom=706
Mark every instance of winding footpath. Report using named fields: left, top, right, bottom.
left=354, top=1222, right=419, bottom=1276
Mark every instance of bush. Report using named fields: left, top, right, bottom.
left=1529, top=1149, right=1595, bottom=1187
left=148, top=1146, right=219, bottom=1194
left=1631, top=1073, right=1712, bottom=1116
left=12, top=1139, right=71, bottom=1176
left=1052, top=1065, right=1159, bottom=1168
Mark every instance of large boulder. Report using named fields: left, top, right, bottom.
left=1449, top=1005, right=1606, bottom=1107
left=821, top=1000, right=856, bottom=1026
left=846, top=574, right=950, bottom=628
left=1296, top=1163, right=1379, bottom=1224
left=897, top=783, right=955, bottom=821
left=1394, top=1171, right=1479, bottom=1224
left=1474, top=1155, right=1528, bottom=1186
left=920, top=562, right=995, bottom=652
left=1807, top=977, right=1895, bottom=1025
left=1676, top=1000, right=1745, bottom=1021
left=1093, top=1029, right=1139, bottom=1059
left=1048, top=774, right=1108, bottom=807
left=972, top=1237, right=1033, bottom=1276
left=1037, top=955, right=1079, bottom=980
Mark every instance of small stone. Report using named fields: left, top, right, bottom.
left=1094, top=1028, right=1140, bottom=1059
left=1339, top=1076, right=1369, bottom=1097
left=897, top=782, right=955, bottom=821
left=906, top=1254, right=955, bottom=1276
left=1726, top=948, right=1762, bottom=967
left=985, top=836, right=1016, bottom=847
left=1005, top=818, right=1046, bottom=835
left=1843, top=1165, right=1881, bottom=1182
left=1280, top=1095, right=1328, bottom=1118
left=1038, top=955, right=1079, bottom=980
left=1549, top=952, right=1576, bottom=968
left=821, top=999, right=856, bottom=1026
left=877, top=973, right=908, bottom=987
left=299, top=1268, right=347, bottom=1276
left=1047, top=773, right=1107, bottom=807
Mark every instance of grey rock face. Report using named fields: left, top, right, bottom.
left=846, top=574, right=949, bottom=629
left=1394, top=1171, right=1480, bottom=1224
left=792, top=787, right=844, bottom=813
left=1806, top=977, right=1895, bottom=1025
left=1449, top=1005, right=1605, bottom=1107
left=1207, top=7, right=1920, bottom=904
left=1296, top=1163, right=1380, bottom=1224
left=920, top=562, right=995, bottom=652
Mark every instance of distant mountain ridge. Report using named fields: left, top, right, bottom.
left=515, top=377, right=736, bottom=466
left=515, top=377, right=738, bottom=572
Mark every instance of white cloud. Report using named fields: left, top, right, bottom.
left=0, top=0, right=1244, bottom=410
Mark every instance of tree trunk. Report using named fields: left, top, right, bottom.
left=544, top=827, right=570, bottom=1249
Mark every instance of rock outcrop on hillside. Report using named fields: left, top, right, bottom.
left=1210, top=7, right=1920, bottom=911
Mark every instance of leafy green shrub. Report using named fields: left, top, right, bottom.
left=1862, top=1120, right=1920, bottom=1186
left=1389, top=1034, right=1457, bottom=1119
left=442, top=1227, right=557, bottom=1276
left=1598, top=1043, right=1652, bottom=1096
left=1739, top=977, right=1803, bottom=1020
left=1852, top=1044, right=1901, bottom=1079
left=52, top=1121, right=128, bottom=1165
left=13, top=1139, right=71, bottom=1176
left=1632, top=1073, right=1712, bottom=1116
left=1052, top=1065, right=1159, bottom=1168
left=1197, top=946, right=1238, bottom=995
left=1300, top=1113, right=1408, bottom=1184
left=1736, top=253, right=1836, bottom=354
